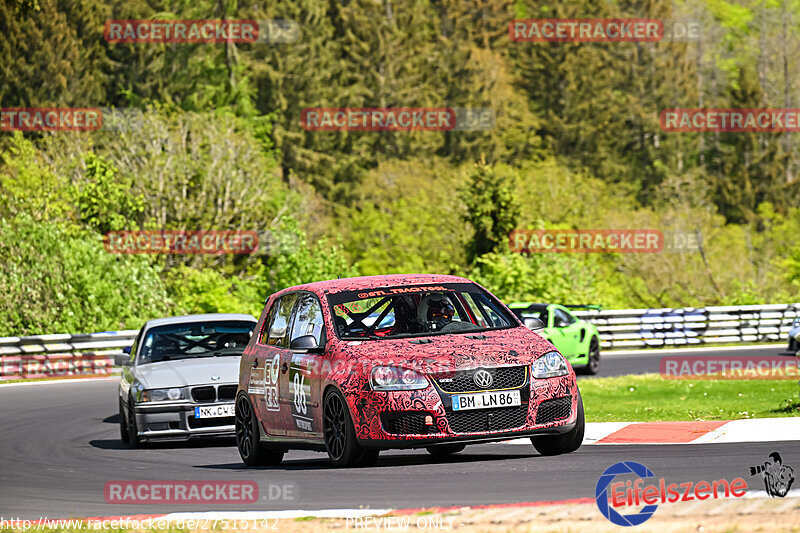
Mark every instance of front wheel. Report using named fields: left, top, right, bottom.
left=579, top=337, right=600, bottom=375
left=119, top=399, right=130, bottom=444
left=323, top=389, right=367, bottom=467
left=531, top=391, right=585, bottom=456
left=235, top=395, right=284, bottom=466
left=126, top=397, right=142, bottom=448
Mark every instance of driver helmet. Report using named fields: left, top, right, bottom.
left=424, top=295, right=455, bottom=329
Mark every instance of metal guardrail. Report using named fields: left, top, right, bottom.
left=571, top=303, right=800, bottom=349
left=0, top=330, right=137, bottom=380
left=0, top=304, right=798, bottom=379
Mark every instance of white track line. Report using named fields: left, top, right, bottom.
left=161, top=509, right=392, bottom=520
left=692, top=417, right=800, bottom=443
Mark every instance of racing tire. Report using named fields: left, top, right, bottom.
left=126, top=396, right=142, bottom=448
left=323, top=388, right=366, bottom=467
left=425, top=444, right=466, bottom=457
left=531, top=391, right=585, bottom=456
left=235, top=395, right=284, bottom=467
left=119, top=399, right=130, bottom=444
left=578, top=337, right=600, bottom=375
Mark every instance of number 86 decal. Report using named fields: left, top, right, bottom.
left=293, top=372, right=307, bottom=414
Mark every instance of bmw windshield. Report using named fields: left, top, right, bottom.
left=138, top=321, right=256, bottom=364
left=327, top=282, right=517, bottom=340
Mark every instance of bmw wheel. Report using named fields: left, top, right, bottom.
left=126, top=396, right=142, bottom=448
left=531, top=391, right=585, bottom=456
left=235, top=394, right=284, bottom=466
left=323, top=388, right=366, bottom=467
left=119, top=399, right=130, bottom=444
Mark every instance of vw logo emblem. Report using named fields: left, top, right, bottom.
left=473, top=369, right=493, bottom=389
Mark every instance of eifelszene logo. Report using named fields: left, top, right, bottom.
left=595, top=461, right=747, bottom=526
left=749, top=452, right=795, bottom=497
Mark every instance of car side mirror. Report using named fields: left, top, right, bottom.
left=523, top=317, right=545, bottom=331
left=290, top=335, right=324, bottom=353
left=114, top=353, right=131, bottom=366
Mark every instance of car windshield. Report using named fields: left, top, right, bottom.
left=511, top=307, right=548, bottom=324
left=138, top=320, right=256, bottom=364
left=327, top=282, right=516, bottom=340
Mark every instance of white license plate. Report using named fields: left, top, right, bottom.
left=194, top=404, right=235, bottom=418
left=452, top=390, right=521, bottom=411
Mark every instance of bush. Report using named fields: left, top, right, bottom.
left=0, top=215, right=169, bottom=336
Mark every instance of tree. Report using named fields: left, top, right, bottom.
left=460, top=160, right=521, bottom=262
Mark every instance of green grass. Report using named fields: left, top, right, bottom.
left=581, top=373, right=800, bottom=422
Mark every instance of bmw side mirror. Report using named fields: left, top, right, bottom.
left=523, top=317, right=545, bottom=331
left=290, top=335, right=324, bottom=353
left=114, top=353, right=130, bottom=366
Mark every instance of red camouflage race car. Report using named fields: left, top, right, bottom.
left=234, top=274, right=584, bottom=467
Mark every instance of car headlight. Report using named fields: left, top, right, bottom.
left=141, top=388, right=185, bottom=402
left=370, top=366, right=428, bottom=391
left=532, top=351, right=569, bottom=379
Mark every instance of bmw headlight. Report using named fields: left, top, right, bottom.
left=532, top=351, right=569, bottom=379
left=370, top=366, right=428, bottom=391
left=141, top=388, right=185, bottom=402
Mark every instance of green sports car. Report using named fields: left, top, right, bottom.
left=508, top=303, right=601, bottom=375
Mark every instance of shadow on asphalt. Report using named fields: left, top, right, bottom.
left=89, top=436, right=237, bottom=450
left=195, top=450, right=540, bottom=471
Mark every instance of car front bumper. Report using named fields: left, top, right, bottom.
left=133, top=401, right=235, bottom=441
left=348, top=372, right=579, bottom=445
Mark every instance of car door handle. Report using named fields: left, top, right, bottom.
left=281, top=363, right=288, bottom=373
left=252, top=360, right=258, bottom=369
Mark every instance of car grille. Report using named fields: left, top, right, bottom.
left=380, top=411, right=432, bottom=435
left=190, top=385, right=237, bottom=402
left=432, top=366, right=527, bottom=393
left=191, top=386, right=216, bottom=402
left=217, top=385, right=237, bottom=401
left=187, top=416, right=235, bottom=429
left=447, top=405, right=528, bottom=433
left=535, top=396, right=572, bottom=425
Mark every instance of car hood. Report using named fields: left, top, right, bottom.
left=331, top=326, right=556, bottom=373
left=134, top=356, right=240, bottom=389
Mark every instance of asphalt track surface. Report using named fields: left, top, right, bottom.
left=1, top=345, right=797, bottom=520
